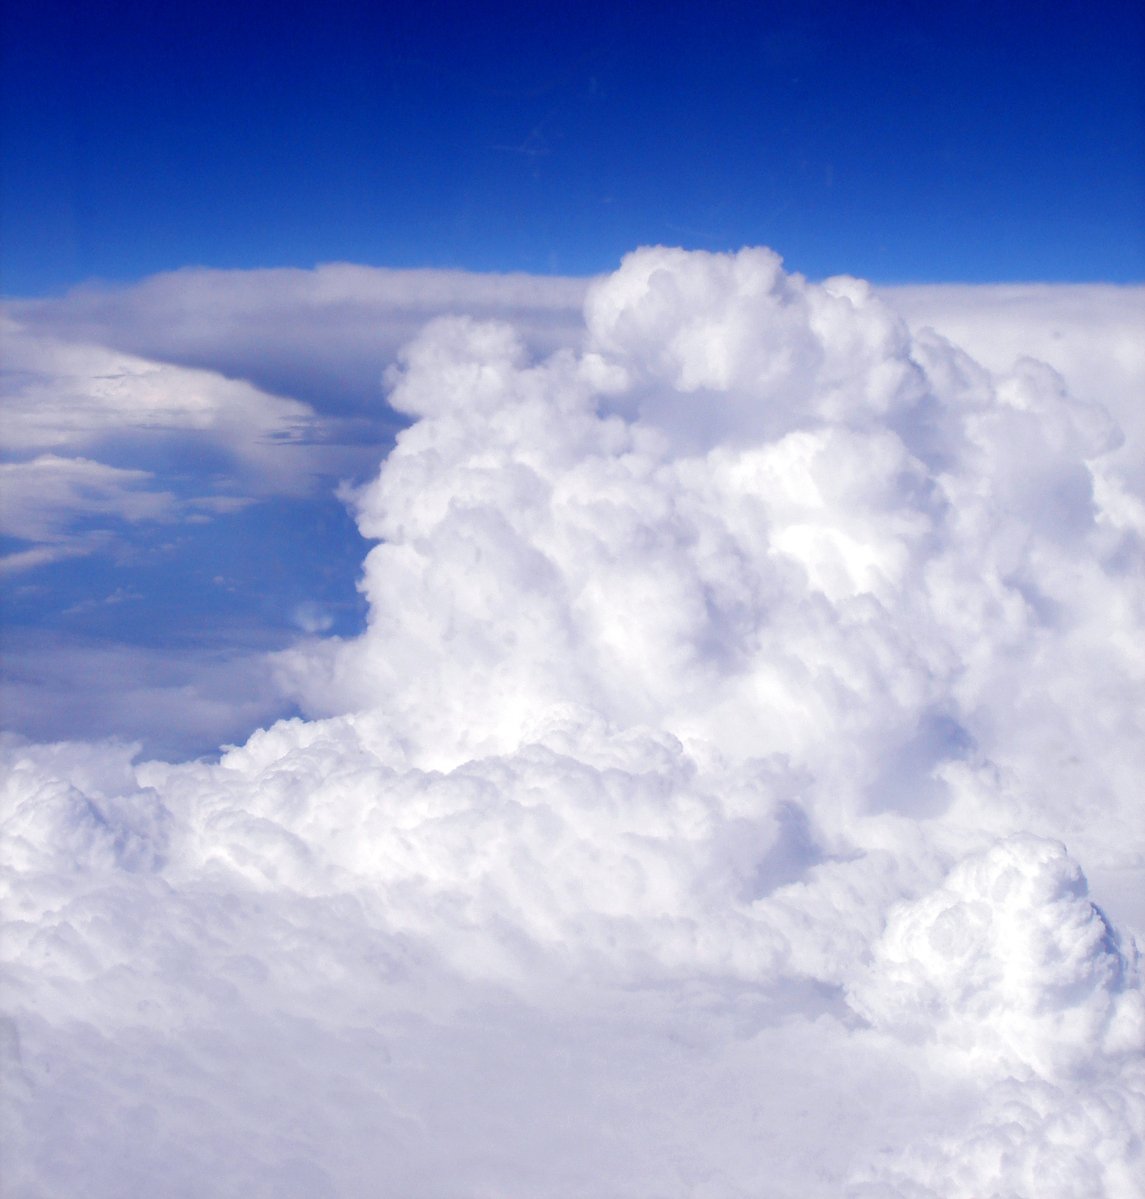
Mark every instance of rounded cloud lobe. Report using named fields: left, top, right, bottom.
left=3, top=248, right=1143, bottom=1197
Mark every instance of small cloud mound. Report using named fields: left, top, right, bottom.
left=851, top=836, right=1140, bottom=1077
left=847, top=840, right=1144, bottom=1199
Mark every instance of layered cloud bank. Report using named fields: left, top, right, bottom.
left=3, top=248, right=1144, bottom=1196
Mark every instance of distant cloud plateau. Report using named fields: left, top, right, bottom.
left=2, top=248, right=1143, bottom=1197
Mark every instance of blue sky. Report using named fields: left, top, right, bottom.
left=4, top=0, right=1143, bottom=295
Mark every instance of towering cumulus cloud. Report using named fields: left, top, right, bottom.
left=3, top=248, right=1143, bottom=1197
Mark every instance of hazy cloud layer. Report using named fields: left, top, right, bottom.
left=5, top=265, right=589, bottom=414
left=0, top=634, right=293, bottom=763
left=0, top=318, right=332, bottom=573
left=3, top=249, right=1143, bottom=1195
left=883, top=282, right=1145, bottom=535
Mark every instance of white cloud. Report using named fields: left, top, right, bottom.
left=0, top=456, right=174, bottom=540
left=880, top=283, right=1145, bottom=434
left=0, top=317, right=358, bottom=574
left=1, top=316, right=330, bottom=486
left=0, top=455, right=177, bottom=573
left=4, top=264, right=588, bottom=416
left=2, top=248, right=1143, bottom=1196
left=847, top=837, right=1144, bottom=1199
left=882, top=281, right=1145, bottom=546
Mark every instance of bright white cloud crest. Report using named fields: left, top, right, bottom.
left=3, top=247, right=1143, bottom=1197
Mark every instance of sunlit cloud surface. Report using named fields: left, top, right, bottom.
left=2, top=248, right=1143, bottom=1197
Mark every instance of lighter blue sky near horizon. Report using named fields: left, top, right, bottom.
left=3, top=0, right=1143, bottom=295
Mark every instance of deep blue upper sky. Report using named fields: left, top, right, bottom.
left=3, top=0, right=1142, bottom=293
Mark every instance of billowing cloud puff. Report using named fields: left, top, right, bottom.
left=276, top=249, right=1141, bottom=863
left=851, top=835, right=1142, bottom=1075
left=2, top=248, right=1142, bottom=1197
left=584, top=247, right=923, bottom=441
left=848, top=839, right=1144, bottom=1199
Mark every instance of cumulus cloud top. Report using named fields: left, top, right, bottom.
left=3, top=247, right=1143, bottom=1197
